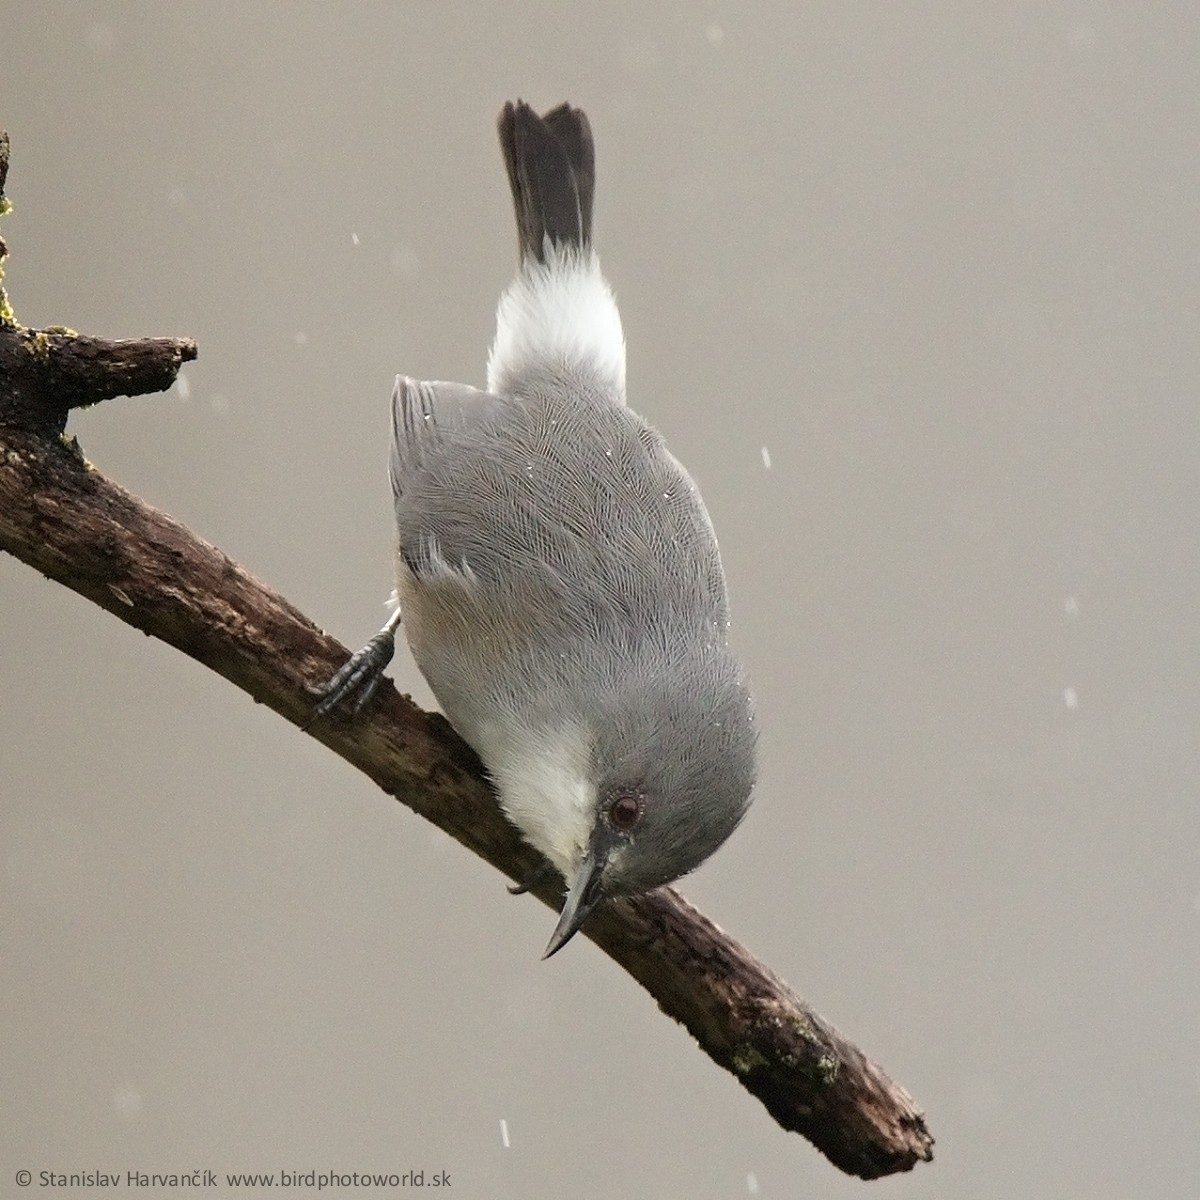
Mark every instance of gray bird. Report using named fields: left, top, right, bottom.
left=315, top=100, right=757, bottom=956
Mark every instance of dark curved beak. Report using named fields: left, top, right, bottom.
left=542, top=844, right=608, bottom=959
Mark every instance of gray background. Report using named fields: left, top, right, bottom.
left=3, top=4, right=1198, bottom=1198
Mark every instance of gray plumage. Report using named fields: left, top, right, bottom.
left=320, top=101, right=757, bottom=953
left=390, top=373, right=755, bottom=895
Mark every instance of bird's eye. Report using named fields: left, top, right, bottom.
left=607, top=792, right=643, bottom=832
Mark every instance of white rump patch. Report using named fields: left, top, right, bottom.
left=487, top=245, right=626, bottom=398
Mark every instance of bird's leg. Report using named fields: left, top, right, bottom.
left=307, top=607, right=402, bottom=724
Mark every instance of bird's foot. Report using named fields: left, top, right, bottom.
left=305, top=609, right=401, bottom=727
left=507, top=860, right=558, bottom=896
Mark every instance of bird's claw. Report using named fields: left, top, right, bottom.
left=507, top=860, right=557, bottom=896
left=306, top=616, right=400, bottom=728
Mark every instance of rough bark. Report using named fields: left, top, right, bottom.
left=0, top=128, right=932, bottom=1179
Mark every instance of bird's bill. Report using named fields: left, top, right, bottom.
left=542, top=844, right=607, bottom=959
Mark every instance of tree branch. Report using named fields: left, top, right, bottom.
left=0, top=130, right=932, bottom=1179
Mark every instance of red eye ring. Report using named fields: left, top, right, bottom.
left=607, top=792, right=643, bottom=832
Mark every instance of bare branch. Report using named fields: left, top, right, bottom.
left=0, top=129, right=932, bottom=1179
left=0, top=328, right=197, bottom=434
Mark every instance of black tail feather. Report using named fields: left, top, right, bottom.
left=497, top=100, right=595, bottom=264
left=541, top=102, right=594, bottom=247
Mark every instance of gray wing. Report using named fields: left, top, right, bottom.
left=391, top=380, right=731, bottom=647
left=389, top=375, right=500, bottom=506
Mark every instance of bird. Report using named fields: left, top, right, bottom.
left=313, top=100, right=757, bottom=957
